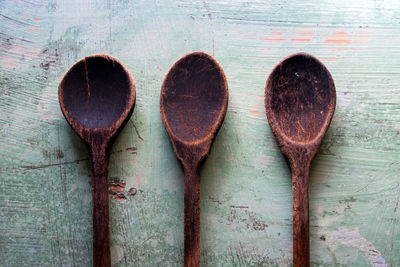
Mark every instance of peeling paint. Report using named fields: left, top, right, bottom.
left=110, top=245, right=124, bottom=265
left=291, top=28, right=314, bottom=43
left=109, top=181, right=127, bottom=202
left=263, top=31, right=284, bottom=42
left=325, top=228, right=387, bottom=266
left=1, top=0, right=400, bottom=266
left=324, top=30, right=351, bottom=44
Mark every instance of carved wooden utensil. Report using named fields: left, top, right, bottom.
left=59, top=55, right=136, bottom=267
left=265, top=53, right=336, bottom=266
left=160, top=52, right=228, bottom=267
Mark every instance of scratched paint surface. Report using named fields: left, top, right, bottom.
left=0, top=0, right=399, bottom=266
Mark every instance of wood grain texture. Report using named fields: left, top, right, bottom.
left=183, top=169, right=201, bottom=267
left=90, top=147, right=111, bottom=267
left=0, top=0, right=400, bottom=266
left=58, top=54, right=136, bottom=267
left=265, top=53, right=336, bottom=266
left=160, top=52, right=229, bottom=267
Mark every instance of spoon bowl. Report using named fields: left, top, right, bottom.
left=160, top=52, right=228, bottom=267
left=59, top=55, right=135, bottom=144
left=265, top=53, right=335, bottom=150
left=265, top=53, right=335, bottom=266
left=161, top=52, right=228, bottom=153
left=59, top=54, right=136, bottom=267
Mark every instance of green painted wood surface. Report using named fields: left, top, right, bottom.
left=0, top=0, right=399, bottom=266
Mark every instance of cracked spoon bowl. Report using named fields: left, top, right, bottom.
left=59, top=54, right=136, bottom=267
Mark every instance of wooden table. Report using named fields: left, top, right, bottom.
left=1, top=0, right=399, bottom=266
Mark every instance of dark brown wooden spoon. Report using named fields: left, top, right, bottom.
left=264, top=53, right=336, bottom=267
left=58, top=54, right=136, bottom=267
left=160, top=52, right=228, bottom=267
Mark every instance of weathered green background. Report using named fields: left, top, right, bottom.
left=1, top=0, right=399, bottom=266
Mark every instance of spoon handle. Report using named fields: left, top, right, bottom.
left=91, top=147, right=111, bottom=267
left=183, top=167, right=201, bottom=267
left=292, top=165, right=310, bottom=267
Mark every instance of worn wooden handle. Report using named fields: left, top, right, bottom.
left=183, top=167, right=201, bottom=267
left=292, top=165, right=310, bottom=267
left=91, top=147, right=111, bottom=267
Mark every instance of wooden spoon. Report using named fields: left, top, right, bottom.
left=58, top=55, right=136, bottom=267
left=160, top=52, right=228, bottom=267
left=264, top=53, right=336, bottom=266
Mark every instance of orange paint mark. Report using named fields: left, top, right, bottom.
left=133, top=175, right=140, bottom=188
left=263, top=38, right=284, bottom=41
left=291, top=38, right=311, bottom=42
left=292, top=28, right=314, bottom=43
left=28, top=26, right=40, bottom=32
left=9, top=45, right=25, bottom=52
left=325, top=31, right=350, bottom=44
left=250, top=110, right=263, bottom=115
left=263, top=31, right=284, bottom=42
left=295, top=31, right=314, bottom=36
left=1, top=57, right=19, bottom=70
left=20, top=15, right=42, bottom=22
left=25, top=52, right=38, bottom=57
left=30, top=47, right=41, bottom=56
